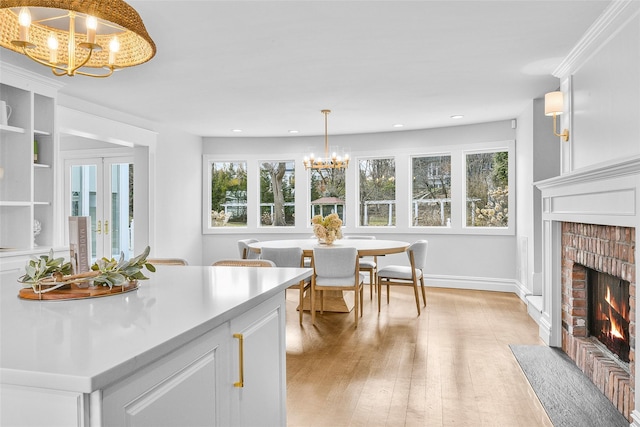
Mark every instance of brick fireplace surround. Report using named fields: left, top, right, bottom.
left=561, top=222, right=636, bottom=421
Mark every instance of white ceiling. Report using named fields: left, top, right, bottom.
left=1, top=1, right=610, bottom=138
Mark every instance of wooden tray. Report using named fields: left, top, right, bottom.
left=18, top=281, right=139, bottom=301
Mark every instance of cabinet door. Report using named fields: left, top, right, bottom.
left=101, top=323, right=230, bottom=427
left=229, top=293, right=287, bottom=427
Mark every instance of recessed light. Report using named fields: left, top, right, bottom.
left=392, top=124, right=404, bottom=128
left=288, top=130, right=299, bottom=134
left=450, top=115, right=464, bottom=119
left=232, top=129, right=242, bottom=133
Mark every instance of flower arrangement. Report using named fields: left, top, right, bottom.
left=311, top=213, right=343, bottom=244
left=211, top=210, right=232, bottom=226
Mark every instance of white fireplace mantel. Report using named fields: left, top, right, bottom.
left=535, top=155, right=640, bottom=426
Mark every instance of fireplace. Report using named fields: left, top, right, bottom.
left=561, top=222, right=635, bottom=421
left=588, top=268, right=631, bottom=363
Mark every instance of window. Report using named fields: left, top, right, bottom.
left=466, top=151, right=508, bottom=227
left=210, top=161, right=247, bottom=227
left=411, top=155, right=451, bottom=227
left=358, top=158, right=396, bottom=226
left=309, top=168, right=345, bottom=223
left=260, top=161, right=295, bottom=227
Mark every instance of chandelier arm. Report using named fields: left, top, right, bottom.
left=74, top=67, right=114, bottom=78
left=68, top=46, right=95, bottom=75
left=20, top=47, right=59, bottom=70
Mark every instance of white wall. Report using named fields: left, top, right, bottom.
left=515, top=98, right=561, bottom=297
left=203, top=120, right=519, bottom=292
left=152, top=125, right=202, bottom=264
left=556, top=1, right=640, bottom=172
left=57, top=95, right=203, bottom=265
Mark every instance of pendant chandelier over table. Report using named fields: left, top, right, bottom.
left=0, top=0, right=156, bottom=78
left=303, top=109, right=349, bottom=170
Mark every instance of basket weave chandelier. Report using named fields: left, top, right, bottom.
left=0, top=0, right=156, bottom=78
left=303, top=110, right=350, bottom=170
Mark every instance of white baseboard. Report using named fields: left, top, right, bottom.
left=424, top=274, right=518, bottom=294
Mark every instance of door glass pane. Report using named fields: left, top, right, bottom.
left=110, top=163, right=134, bottom=259
left=70, top=164, right=98, bottom=260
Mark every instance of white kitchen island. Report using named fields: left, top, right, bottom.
left=0, top=265, right=312, bottom=427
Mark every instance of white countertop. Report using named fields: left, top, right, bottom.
left=0, top=265, right=311, bottom=393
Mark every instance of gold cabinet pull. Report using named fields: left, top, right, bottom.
left=96, top=220, right=101, bottom=234
left=233, top=333, right=244, bottom=388
left=104, top=220, right=109, bottom=235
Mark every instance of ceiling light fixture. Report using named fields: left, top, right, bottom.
left=450, top=115, right=464, bottom=119
left=544, top=91, right=569, bottom=141
left=0, top=0, right=156, bottom=78
left=303, top=109, right=349, bottom=170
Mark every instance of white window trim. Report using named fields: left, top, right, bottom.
left=202, top=139, right=514, bottom=236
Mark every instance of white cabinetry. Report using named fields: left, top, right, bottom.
left=230, top=294, right=287, bottom=426
left=101, top=292, right=286, bottom=427
left=0, top=64, right=64, bottom=268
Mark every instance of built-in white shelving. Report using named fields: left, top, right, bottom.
left=0, top=68, right=60, bottom=254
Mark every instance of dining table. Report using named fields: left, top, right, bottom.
left=248, top=238, right=410, bottom=312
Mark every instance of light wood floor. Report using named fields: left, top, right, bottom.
left=285, top=286, right=553, bottom=427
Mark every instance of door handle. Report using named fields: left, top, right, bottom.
left=96, top=220, right=101, bottom=234
left=233, top=333, right=244, bottom=388
left=104, top=220, right=109, bottom=235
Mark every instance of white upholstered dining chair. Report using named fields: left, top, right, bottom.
left=343, top=235, right=377, bottom=299
left=237, top=239, right=260, bottom=259
left=311, top=246, right=364, bottom=327
left=376, top=240, right=428, bottom=315
left=261, top=246, right=310, bottom=324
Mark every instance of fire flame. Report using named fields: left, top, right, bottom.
left=605, top=287, right=625, bottom=339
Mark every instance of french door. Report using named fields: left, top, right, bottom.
left=64, top=156, right=134, bottom=262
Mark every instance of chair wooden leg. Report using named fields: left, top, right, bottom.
left=311, top=284, right=316, bottom=325
left=369, top=270, right=374, bottom=300
left=298, top=282, right=304, bottom=324
left=377, top=278, right=382, bottom=313
left=386, top=283, right=390, bottom=304
left=420, top=276, right=427, bottom=306
left=354, top=288, right=358, bottom=328
left=360, top=286, right=364, bottom=317
left=412, top=281, right=421, bottom=316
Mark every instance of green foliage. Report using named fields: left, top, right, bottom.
left=18, top=249, right=72, bottom=285
left=91, top=246, right=154, bottom=288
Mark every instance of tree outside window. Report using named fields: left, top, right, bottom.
left=466, top=151, right=508, bottom=227
left=412, top=155, right=451, bottom=226
left=309, top=168, right=345, bottom=223
left=211, top=161, right=247, bottom=226
left=358, top=158, right=396, bottom=226
left=260, top=161, right=295, bottom=226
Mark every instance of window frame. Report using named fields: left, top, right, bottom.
left=202, top=139, right=514, bottom=236
left=356, top=156, right=397, bottom=228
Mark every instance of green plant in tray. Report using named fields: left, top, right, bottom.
left=18, top=249, right=72, bottom=285
left=91, top=246, right=156, bottom=288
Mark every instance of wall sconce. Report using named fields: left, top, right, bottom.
left=544, top=91, right=569, bottom=142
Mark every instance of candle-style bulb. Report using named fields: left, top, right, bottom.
left=18, top=8, right=31, bottom=42
left=86, top=16, right=98, bottom=44
left=47, top=33, right=58, bottom=63
left=108, top=36, right=120, bottom=65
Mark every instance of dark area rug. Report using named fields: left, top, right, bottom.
left=509, top=345, right=628, bottom=427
